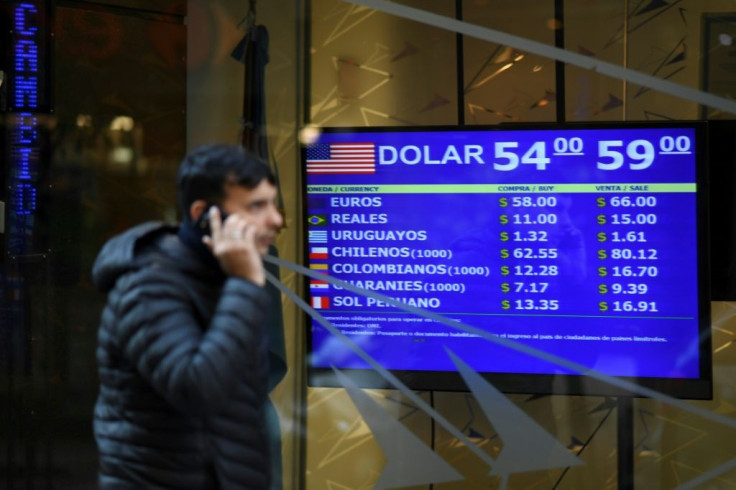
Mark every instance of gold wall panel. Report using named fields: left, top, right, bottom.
left=564, top=0, right=625, bottom=121
left=463, top=0, right=557, bottom=124
left=309, top=0, right=457, bottom=127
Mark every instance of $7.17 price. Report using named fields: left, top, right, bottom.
left=501, top=281, right=549, bottom=293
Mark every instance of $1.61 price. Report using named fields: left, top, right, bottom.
left=597, top=231, right=647, bottom=243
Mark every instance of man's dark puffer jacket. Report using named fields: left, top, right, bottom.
left=92, top=222, right=271, bottom=489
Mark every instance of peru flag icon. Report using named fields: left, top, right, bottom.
left=311, top=296, right=330, bottom=309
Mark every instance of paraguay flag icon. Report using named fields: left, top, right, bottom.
left=310, top=279, right=329, bottom=291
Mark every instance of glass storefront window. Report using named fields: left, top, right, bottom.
left=2, top=1, right=736, bottom=488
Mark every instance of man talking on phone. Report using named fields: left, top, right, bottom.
left=91, top=143, right=283, bottom=489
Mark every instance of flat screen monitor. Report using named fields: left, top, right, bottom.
left=301, top=122, right=712, bottom=399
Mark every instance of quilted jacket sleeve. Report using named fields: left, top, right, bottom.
left=113, top=267, right=270, bottom=416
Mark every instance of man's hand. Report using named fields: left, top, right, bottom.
left=202, top=207, right=266, bottom=286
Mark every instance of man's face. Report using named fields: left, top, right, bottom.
left=220, top=180, right=283, bottom=255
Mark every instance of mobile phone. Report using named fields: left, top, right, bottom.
left=195, top=204, right=228, bottom=236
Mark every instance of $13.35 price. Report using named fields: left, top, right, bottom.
left=502, top=299, right=560, bottom=311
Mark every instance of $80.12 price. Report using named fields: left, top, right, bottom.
left=597, top=248, right=658, bottom=260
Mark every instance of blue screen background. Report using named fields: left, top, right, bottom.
left=305, top=127, right=702, bottom=379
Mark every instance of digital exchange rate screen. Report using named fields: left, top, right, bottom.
left=303, top=123, right=710, bottom=396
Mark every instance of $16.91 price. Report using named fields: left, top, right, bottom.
left=598, top=301, right=658, bottom=312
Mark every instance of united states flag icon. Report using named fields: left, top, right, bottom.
left=306, top=142, right=375, bottom=174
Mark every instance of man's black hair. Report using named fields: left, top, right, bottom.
left=176, top=143, right=277, bottom=222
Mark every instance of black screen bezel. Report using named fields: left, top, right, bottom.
left=301, top=121, right=712, bottom=400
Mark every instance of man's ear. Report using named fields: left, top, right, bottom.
left=189, top=200, right=209, bottom=222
